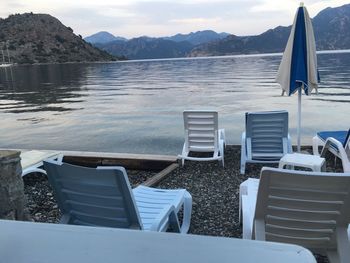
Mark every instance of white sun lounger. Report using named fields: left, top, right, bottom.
left=43, top=161, right=192, bottom=233
left=20, top=150, right=63, bottom=176
left=179, top=110, right=225, bottom=167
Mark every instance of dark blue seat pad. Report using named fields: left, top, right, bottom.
left=317, top=130, right=350, bottom=147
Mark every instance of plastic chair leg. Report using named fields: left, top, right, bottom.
left=179, top=191, right=192, bottom=234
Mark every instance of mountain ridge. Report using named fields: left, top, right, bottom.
left=84, top=31, right=127, bottom=44
left=87, top=30, right=230, bottom=59
left=95, top=36, right=193, bottom=60
left=91, top=4, right=350, bottom=59
left=190, top=4, right=350, bottom=57
left=163, top=30, right=229, bottom=45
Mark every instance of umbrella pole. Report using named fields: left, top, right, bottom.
left=297, top=86, right=302, bottom=152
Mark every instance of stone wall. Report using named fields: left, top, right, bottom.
left=0, top=150, right=28, bottom=220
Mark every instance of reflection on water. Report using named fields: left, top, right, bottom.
left=316, top=51, right=350, bottom=103
left=0, top=64, right=87, bottom=113
left=0, top=52, right=349, bottom=154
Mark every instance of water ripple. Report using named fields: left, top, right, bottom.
left=1, top=52, right=350, bottom=153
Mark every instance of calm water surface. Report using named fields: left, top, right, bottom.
left=1, top=51, right=349, bottom=155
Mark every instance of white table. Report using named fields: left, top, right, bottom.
left=0, top=220, right=316, bottom=263
left=279, top=153, right=326, bottom=172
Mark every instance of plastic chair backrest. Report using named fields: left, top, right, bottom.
left=43, top=161, right=142, bottom=229
left=183, top=110, right=219, bottom=152
left=255, top=167, right=350, bottom=250
left=246, top=111, right=289, bottom=156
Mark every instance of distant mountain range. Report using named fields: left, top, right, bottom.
left=84, top=30, right=229, bottom=46
left=94, top=37, right=193, bottom=60
left=0, top=13, right=116, bottom=64
left=87, top=3, right=350, bottom=60
left=85, top=30, right=230, bottom=59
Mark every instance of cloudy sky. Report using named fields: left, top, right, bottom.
left=0, top=0, right=349, bottom=38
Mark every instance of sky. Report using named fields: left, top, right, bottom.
left=0, top=0, right=349, bottom=39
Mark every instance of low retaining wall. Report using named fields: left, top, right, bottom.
left=0, top=150, right=28, bottom=220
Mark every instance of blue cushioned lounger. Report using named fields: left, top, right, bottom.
left=312, top=129, right=350, bottom=172
left=317, top=130, right=349, bottom=147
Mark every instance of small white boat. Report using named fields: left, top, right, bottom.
left=0, top=63, right=12, bottom=68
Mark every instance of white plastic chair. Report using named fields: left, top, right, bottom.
left=240, top=111, right=292, bottom=174
left=240, top=167, right=350, bottom=263
left=312, top=129, right=350, bottom=172
left=179, top=110, right=225, bottom=167
left=43, top=161, right=192, bottom=233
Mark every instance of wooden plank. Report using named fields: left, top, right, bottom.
left=60, top=150, right=177, bottom=162
left=0, top=148, right=178, bottom=171
left=62, top=156, right=175, bottom=171
left=60, top=150, right=177, bottom=171
left=143, top=163, right=179, bottom=187
left=101, top=158, right=173, bottom=171
left=59, top=150, right=178, bottom=170
left=0, top=148, right=177, bottom=162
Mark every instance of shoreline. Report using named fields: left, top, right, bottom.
left=5, top=48, right=350, bottom=66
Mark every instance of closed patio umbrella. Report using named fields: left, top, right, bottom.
left=276, top=3, right=319, bottom=152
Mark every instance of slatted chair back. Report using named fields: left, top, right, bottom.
left=246, top=111, right=289, bottom=160
left=43, top=161, right=142, bottom=229
left=183, top=110, right=219, bottom=153
left=254, top=168, right=350, bottom=253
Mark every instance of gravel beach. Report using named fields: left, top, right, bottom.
left=23, top=146, right=343, bottom=263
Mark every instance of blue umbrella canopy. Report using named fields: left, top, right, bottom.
left=276, top=4, right=319, bottom=151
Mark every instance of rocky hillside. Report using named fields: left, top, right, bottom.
left=313, top=5, right=350, bottom=49
left=0, top=13, right=116, bottom=64
left=190, top=4, right=350, bottom=57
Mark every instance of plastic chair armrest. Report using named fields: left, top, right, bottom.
left=150, top=205, right=180, bottom=232
left=321, top=137, right=350, bottom=172
left=219, top=129, right=226, bottom=145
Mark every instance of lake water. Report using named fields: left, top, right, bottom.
left=1, top=51, right=349, bottom=155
